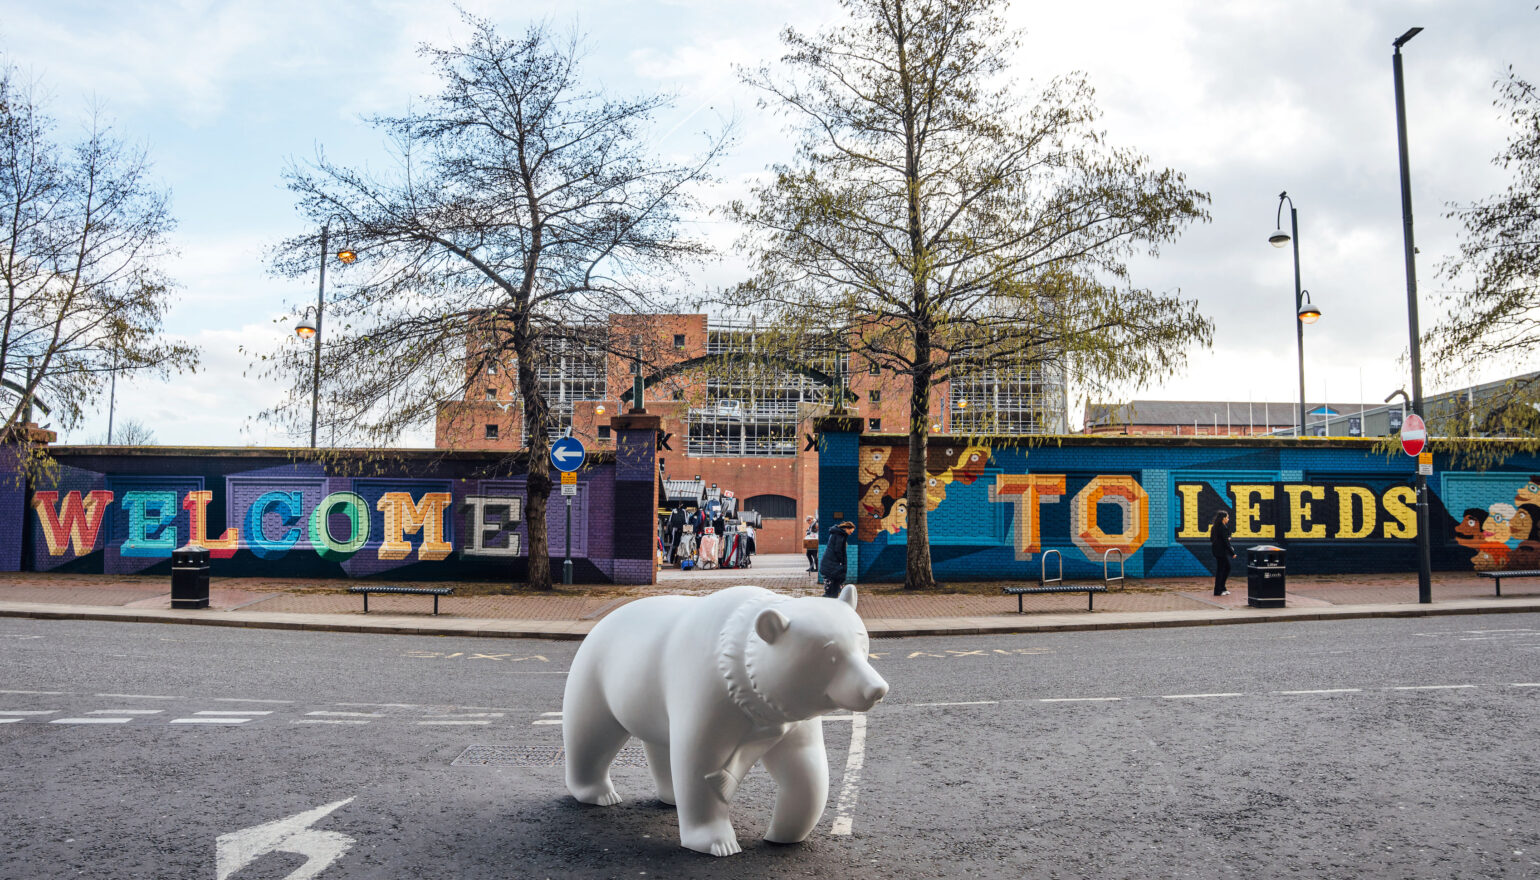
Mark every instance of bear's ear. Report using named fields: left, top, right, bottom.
left=839, top=584, right=858, bottom=610
left=755, top=608, right=791, bottom=644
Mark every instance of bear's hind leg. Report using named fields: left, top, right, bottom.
left=642, top=740, right=675, bottom=805
left=762, top=719, right=829, bottom=844
left=563, top=700, right=628, bottom=806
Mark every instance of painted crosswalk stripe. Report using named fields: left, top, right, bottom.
left=52, top=717, right=133, bottom=724
left=96, top=693, right=180, bottom=700
left=213, top=697, right=293, bottom=704
left=1273, top=688, right=1361, bottom=695
left=1391, top=685, right=1476, bottom=691
left=0, top=710, right=57, bottom=716
left=425, top=713, right=504, bottom=718
left=195, top=710, right=273, bottom=716
left=306, top=711, right=383, bottom=718
left=292, top=719, right=372, bottom=725
left=171, top=717, right=253, bottom=724
left=88, top=709, right=163, bottom=715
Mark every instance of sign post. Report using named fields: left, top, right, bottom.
left=550, top=437, right=587, bottom=585
left=1399, top=413, right=1432, bottom=603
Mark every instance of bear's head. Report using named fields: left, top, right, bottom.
left=747, top=586, right=889, bottom=719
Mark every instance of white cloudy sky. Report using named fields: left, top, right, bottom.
left=1, top=0, right=1534, bottom=445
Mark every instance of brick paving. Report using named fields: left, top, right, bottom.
left=1, top=568, right=1533, bottom=624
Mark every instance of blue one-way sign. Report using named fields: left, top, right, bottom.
left=550, top=436, right=586, bottom=472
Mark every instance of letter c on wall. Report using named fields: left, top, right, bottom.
left=245, top=491, right=303, bottom=560
left=1070, top=476, right=1150, bottom=559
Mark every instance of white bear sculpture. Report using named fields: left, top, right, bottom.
left=562, top=584, right=888, bottom=856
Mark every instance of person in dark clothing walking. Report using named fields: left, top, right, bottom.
left=819, top=521, right=856, bottom=599
left=1210, top=510, right=1235, bottom=596
left=803, top=515, right=819, bottom=571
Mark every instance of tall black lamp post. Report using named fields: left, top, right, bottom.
left=1393, top=26, right=1433, bottom=604
left=1269, top=192, right=1323, bottom=436
left=294, top=221, right=356, bottom=448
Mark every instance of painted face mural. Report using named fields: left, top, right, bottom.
left=854, top=443, right=993, bottom=540
left=1516, top=476, right=1540, bottom=508
left=1484, top=503, right=1516, bottom=544
left=1454, top=509, right=1485, bottom=549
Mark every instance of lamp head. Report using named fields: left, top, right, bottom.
left=1297, top=299, right=1322, bottom=324
left=336, top=249, right=357, bottom=264
left=1269, top=230, right=1291, bottom=248
left=295, top=318, right=317, bottom=339
left=1394, top=27, right=1423, bottom=48
left=595, top=404, right=606, bottom=415
left=956, top=399, right=968, bottom=409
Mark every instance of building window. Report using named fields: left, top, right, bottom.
left=597, top=425, right=611, bottom=440
left=868, top=362, right=880, bottom=376
left=868, top=389, right=881, bottom=403
left=673, top=389, right=684, bottom=400
left=485, top=424, right=499, bottom=440
left=674, top=334, right=686, bottom=349
left=487, top=362, right=498, bottom=375
left=868, top=418, right=881, bottom=431
left=484, top=388, right=496, bottom=401
left=742, top=494, right=797, bottom=519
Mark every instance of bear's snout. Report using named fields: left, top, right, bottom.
left=830, top=661, right=890, bottom=712
left=863, top=679, right=890, bottom=707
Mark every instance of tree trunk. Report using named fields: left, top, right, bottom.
left=904, top=351, right=936, bottom=590
left=515, top=328, right=552, bottom=591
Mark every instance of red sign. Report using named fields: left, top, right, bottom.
left=1400, top=413, right=1426, bottom=456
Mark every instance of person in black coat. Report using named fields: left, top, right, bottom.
left=819, top=521, right=856, bottom=599
left=1210, top=510, right=1235, bottom=596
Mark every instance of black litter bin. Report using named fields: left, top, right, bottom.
left=1246, top=545, right=1286, bottom=608
left=171, top=544, right=210, bottom=609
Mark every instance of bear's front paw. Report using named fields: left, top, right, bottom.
left=683, top=826, right=741, bottom=857
left=571, top=784, right=622, bottom=806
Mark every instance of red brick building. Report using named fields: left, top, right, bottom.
left=437, top=314, right=1067, bottom=551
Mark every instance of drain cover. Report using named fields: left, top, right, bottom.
left=453, top=744, right=647, bottom=767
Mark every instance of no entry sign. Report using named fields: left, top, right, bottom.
left=1400, top=413, right=1426, bottom=457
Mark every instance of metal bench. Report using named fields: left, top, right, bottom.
left=1003, top=549, right=1124, bottom=613
left=347, top=585, right=454, bottom=615
left=1475, top=570, right=1540, bottom=597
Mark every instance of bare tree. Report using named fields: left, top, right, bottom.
left=729, top=0, right=1211, bottom=589
left=0, top=63, right=196, bottom=456
left=261, top=14, right=727, bottom=589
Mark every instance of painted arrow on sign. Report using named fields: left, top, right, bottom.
left=216, top=798, right=355, bottom=880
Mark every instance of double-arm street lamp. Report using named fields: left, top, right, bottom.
left=294, top=220, right=356, bottom=448
left=1269, top=192, right=1323, bottom=436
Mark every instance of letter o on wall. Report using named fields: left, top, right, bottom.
left=1070, top=476, right=1150, bottom=559
left=308, top=492, right=371, bottom=559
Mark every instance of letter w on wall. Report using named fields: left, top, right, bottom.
left=990, top=475, right=1065, bottom=560
left=33, top=491, right=114, bottom=557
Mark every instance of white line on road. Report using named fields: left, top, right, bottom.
left=1512, top=683, right=1540, bottom=687
left=909, top=700, right=999, bottom=707
left=96, top=693, right=181, bottom=700
left=540, top=711, right=563, bottom=716
left=424, top=713, right=504, bottom=718
left=196, top=711, right=274, bottom=716
left=0, top=710, right=56, bottom=716
left=1273, top=689, right=1362, bottom=695
left=1162, top=693, right=1245, bottom=699
left=0, top=718, right=18, bottom=723
left=0, top=689, right=66, bottom=695
left=1391, top=685, right=1477, bottom=691
left=830, top=713, right=868, bottom=836
left=532, top=719, right=563, bottom=726
left=213, top=698, right=293, bottom=704
left=52, top=717, right=133, bottom=724
left=88, top=709, right=162, bottom=715
left=306, top=711, right=383, bottom=718
left=1040, top=697, right=1122, bottom=703
left=171, top=718, right=253, bottom=724
left=292, top=719, right=372, bottom=725
left=419, top=720, right=491, bottom=726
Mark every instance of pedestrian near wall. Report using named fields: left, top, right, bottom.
left=803, top=515, right=819, bottom=572
left=1210, top=511, right=1235, bottom=596
left=820, top=521, right=856, bottom=599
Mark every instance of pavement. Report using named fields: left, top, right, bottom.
left=2, top=554, right=1538, bottom=640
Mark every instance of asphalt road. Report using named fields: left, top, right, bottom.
left=1, top=614, right=1537, bottom=879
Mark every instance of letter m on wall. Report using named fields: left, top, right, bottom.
left=33, top=491, right=114, bottom=557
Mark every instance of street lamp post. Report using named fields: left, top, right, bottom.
left=293, top=222, right=356, bottom=449
left=1393, top=25, right=1433, bottom=604
left=1269, top=192, right=1322, bottom=436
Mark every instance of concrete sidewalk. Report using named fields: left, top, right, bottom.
left=2, top=562, right=1538, bottom=639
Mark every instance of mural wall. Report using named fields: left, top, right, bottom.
left=9, top=443, right=656, bottom=584
left=816, top=427, right=1540, bottom=582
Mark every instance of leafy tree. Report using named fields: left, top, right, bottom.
left=729, top=0, right=1212, bottom=589
left=0, top=63, right=196, bottom=453
left=1429, top=67, right=1540, bottom=453
left=263, top=15, right=726, bottom=589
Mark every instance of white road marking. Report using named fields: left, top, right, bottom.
left=0, top=689, right=66, bottom=695
left=424, top=712, right=504, bottom=718
left=532, top=719, right=563, bottom=726
left=0, top=710, right=56, bottom=716
left=172, top=718, right=253, bottom=724
left=88, top=709, right=162, bottom=715
left=1512, top=683, right=1540, bottom=687
left=51, top=717, right=133, bottom=724
left=213, top=698, right=293, bottom=704
left=830, top=713, right=868, bottom=836
left=96, top=693, right=180, bottom=700
left=1039, top=697, right=1121, bottom=703
left=306, top=711, right=383, bottom=718
left=196, top=711, right=274, bottom=716
left=910, top=700, right=998, bottom=707
left=292, top=719, right=372, bottom=725
left=216, top=797, right=355, bottom=880
left=0, top=718, right=19, bottom=724
left=540, top=711, right=563, bottom=716
left=1273, top=688, right=1362, bottom=695
left=1391, top=685, right=1477, bottom=691
left=1162, top=693, right=1245, bottom=699
left=419, top=720, right=491, bottom=726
